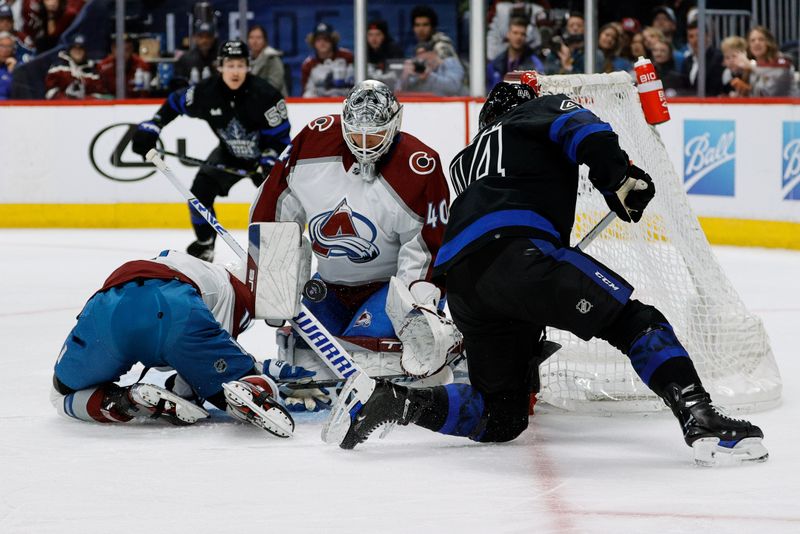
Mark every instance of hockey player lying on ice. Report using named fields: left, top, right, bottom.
left=326, top=74, right=768, bottom=466
left=250, top=80, right=462, bottom=408
left=50, top=250, right=326, bottom=438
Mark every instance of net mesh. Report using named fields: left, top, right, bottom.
left=534, top=71, right=782, bottom=413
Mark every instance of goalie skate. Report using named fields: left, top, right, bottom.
left=222, top=379, right=295, bottom=438
left=129, top=383, right=209, bottom=425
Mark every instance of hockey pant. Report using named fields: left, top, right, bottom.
left=417, top=237, right=693, bottom=442
left=53, top=278, right=257, bottom=418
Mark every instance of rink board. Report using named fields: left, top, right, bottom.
left=1, top=97, right=798, bottom=248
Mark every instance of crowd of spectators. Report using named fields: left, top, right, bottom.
left=0, top=0, right=798, bottom=101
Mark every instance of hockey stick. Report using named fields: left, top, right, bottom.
left=577, top=211, right=616, bottom=251
left=158, top=149, right=260, bottom=179
left=145, top=150, right=375, bottom=394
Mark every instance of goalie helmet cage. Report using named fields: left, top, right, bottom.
left=534, top=71, right=782, bottom=414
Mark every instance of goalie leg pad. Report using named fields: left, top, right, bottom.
left=247, top=222, right=312, bottom=322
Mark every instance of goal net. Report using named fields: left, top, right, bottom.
left=534, top=71, right=782, bottom=413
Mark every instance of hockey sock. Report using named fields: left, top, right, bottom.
left=627, top=322, right=691, bottom=387
left=415, top=384, right=486, bottom=439
left=53, top=384, right=134, bottom=423
left=647, top=356, right=702, bottom=399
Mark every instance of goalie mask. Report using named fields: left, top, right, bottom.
left=478, top=78, right=538, bottom=130
left=342, top=80, right=403, bottom=179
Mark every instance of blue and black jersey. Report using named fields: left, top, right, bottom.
left=150, top=73, right=291, bottom=166
left=434, top=94, right=628, bottom=278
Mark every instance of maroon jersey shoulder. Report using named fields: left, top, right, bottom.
left=380, top=132, right=447, bottom=214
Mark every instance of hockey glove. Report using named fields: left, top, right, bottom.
left=262, top=359, right=331, bottom=412
left=603, top=164, right=655, bottom=223
left=132, top=121, right=160, bottom=157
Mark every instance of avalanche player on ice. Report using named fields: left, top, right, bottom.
left=326, top=76, right=768, bottom=466
left=132, top=40, right=291, bottom=262
left=49, top=251, right=325, bottom=438
left=250, top=80, right=458, bottom=404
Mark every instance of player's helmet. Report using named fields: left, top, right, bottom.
left=478, top=82, right=537, bottom=130
left=218, top=40, right=249, bottom=66
left=341, top=80, right=403, bottom=167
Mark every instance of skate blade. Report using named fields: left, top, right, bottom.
left=136, top=384, right=209, bottom=424
left=321, top=372, right=376, bottom=446
left=692, top=437, right=769, bottom=467
left=222, top=382, right=295, bottom=438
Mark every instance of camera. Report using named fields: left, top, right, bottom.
left=413, top=59, right=427, bottom=74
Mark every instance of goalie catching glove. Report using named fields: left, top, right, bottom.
left=262, top=359, right=331, bottom=412
left=603, top=163, right=655, bottom=223
left=386, top=277, right=463, bottom=378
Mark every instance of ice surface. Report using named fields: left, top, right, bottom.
left=1, top=229, right=799, bottom=533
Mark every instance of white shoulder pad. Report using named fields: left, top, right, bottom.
left=247, top=222, right=311, bottom=321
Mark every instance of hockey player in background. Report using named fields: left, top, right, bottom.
left=132, top=40, right=291, bottom=262
left=250, top=80, right=459, bottom=408
left=327, top=77, right=768, bottom=465
left=50, top=250, right=326, bottom=438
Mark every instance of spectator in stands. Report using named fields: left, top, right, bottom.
left=619, top=17, right=641, bottom=61
left=650, top=38, right=682, bottom=96
left=24, top=0, right=83, bottom=53
left=0, top=31, right=15, bottom=99
left=597, top=23, right=632, bottom=73
left=0, top=3, right=33, bottom=62
left=679, top=20, right=724, bottom=96
left=486, top=16, right=543, bottom=91
left=643, top=24, right=684, bottom=71
left=407, top=5, right=457, bottom=60
left=44, top=33, right=102, bottom=99
left=720, top=35, right=751, bottom=97
left=247, top=24, right=286, bottom=96
left=540, top=11, right=596, bottom=75
left=651, top=6, right=680, bottom=49
left=2, top=0, right=22, bottom=31
left=97, top=35, right=151, bottom=98
left=629, top=32, right=647, bottom=61
left=739, top=26, right=798, bottom=97
left=301, top=22, right=354, bottom=97
left=399, top=40, right=464, bottom=96
left=365, top=19, right=403, bottom=89
left=172, top=21, right=217, bottom=90
left=486, top=1, right=544, bottom=61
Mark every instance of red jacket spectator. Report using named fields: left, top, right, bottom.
left=45, top=33, right=103, bottom=99
left=300, top=22, right=354, bottom=97
left=23, top=0, right=84, bottom=53
left=97, top=37, right=151, bottom=97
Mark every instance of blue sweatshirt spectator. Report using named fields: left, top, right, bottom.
left=487, top=16, right=544, bottom=91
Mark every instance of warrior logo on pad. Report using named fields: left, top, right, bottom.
left=309, top=199, right=380, bottom=263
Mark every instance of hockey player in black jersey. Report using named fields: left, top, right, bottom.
left=132, top=40, right=291, bottom=262
left=327, top=76, right=768, bottom=466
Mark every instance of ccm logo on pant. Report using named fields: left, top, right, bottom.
left=595, top=271, right=620, bottom=291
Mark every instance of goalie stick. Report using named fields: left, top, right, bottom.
left=145, top=150, right=377, bottom=401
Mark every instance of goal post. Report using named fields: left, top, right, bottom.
left=534, top=71, right=782, bottom=414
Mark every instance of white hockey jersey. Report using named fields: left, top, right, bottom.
left=250, top=115, right=450, bottom=287
left=98, top=251, right=253, bottom=337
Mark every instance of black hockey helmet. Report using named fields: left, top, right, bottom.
left=218, top=40, right=249, bottom=66
left=478, top=82, right=536, bottom=130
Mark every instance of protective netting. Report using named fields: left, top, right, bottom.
left=535, top=71, right=782, bottom=413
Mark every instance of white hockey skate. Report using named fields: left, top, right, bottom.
left=223, top=376, right=295, bottom=438
left=129, top=383, right=210, bottom=425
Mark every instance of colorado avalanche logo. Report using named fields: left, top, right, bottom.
left=308, top=115, right=335, bottom=132
left=354, top=310, right=373, bottom=328
left=409, top=151, right=436, bottom=175
left=308, top=199, right=380, bottom=263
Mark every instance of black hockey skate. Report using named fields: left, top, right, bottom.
left=663, top=383, right=768, bottom=466
left=186, top=239, right=214, bottom=262
left=325, top=376, right=433, bottom=450
left=104, top=383, right=209, bottom=425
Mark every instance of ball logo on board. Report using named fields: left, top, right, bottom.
left=781, top=122, right=800, bottom=200
left=683, top=120, right=735, bottom=196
